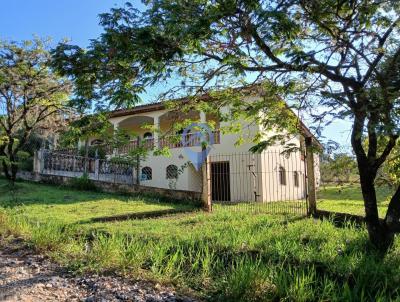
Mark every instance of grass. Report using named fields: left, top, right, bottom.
left=317, top=184, right=394, bottom=218
left=0, top=180, right=196, bottom=224
left=1, top=177, right=400, bottom=301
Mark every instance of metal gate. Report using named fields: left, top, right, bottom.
left=209, top=150, right=309, bottom=215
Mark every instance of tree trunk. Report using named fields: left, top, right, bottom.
left=1, top=157, right=17, bottom=183
left=358, top=165, right=393, bottom=251
left=1, top=141, right=18, bottom=183
left=10, top=161, right=18, bottom=182
left=1, top=159, right=10, bottom=180
left=350, top=111, right=394, bottom=251
left=384, top=185, right=400, bottom=233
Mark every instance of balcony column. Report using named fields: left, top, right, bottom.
left=153, top=115, right=160, bottom=148
left=113, top=123, right=119, bottom=155
left=200, top=111, right=207, bottom=123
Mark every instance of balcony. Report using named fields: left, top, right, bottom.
left=116, top=138, right=155, bottom=154
left=88, top=130, right=222, bottom=155
left=159, top=130, right=221, bottom=149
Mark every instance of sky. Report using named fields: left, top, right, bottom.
left=0, top=0, right=353, bottom=151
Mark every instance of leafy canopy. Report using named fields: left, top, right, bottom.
left=0, top=39, right=71, bottom=180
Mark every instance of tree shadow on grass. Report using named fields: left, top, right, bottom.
left=323, top=236, right=399, bottom=300
left=78, top=208, right=199, bottom=224
left=237, top=230, right=398, bottom=300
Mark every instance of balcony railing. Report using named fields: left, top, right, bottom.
left=159, top=130, right=221, bottom=149
left=117, top=140, right=138, bottom=154
left=117, top=138, right=154, bottom=154
left=62, top=130, right=221, bottom=156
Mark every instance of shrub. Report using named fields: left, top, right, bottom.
left=68, top=173, right=97, bottom=191
left=18, top=158, right=34, bottom=172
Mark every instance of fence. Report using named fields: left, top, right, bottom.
left=207, top=150, right=315, bottom=215
left=34, top=145, right=318, bottom=216
left=40, top=150, right=136, bottom=185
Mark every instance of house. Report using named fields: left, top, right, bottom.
left=79, top=91, right=321, bottom=203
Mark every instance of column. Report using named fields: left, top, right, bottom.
left=153, top=115, right=160, bottom=148
left=201, top=155, right=212, bottom=212
left=200, top=111, right=206, bottom=123
left=113, top=123, right=119, bottom=156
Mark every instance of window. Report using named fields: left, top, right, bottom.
left=279, top=166, right=286, bottom=186
left=91, top=139, right=104, bottom=146
left=166, top=164, right=178, bottom=179
left=141, top=166, right=152, bottom=180
left=143, top=132, right=153, bottom=139
left=293, top=171, right=299, bottom=187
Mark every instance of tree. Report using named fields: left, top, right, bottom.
left=0, top=39, right=71, bottom=182
left=53, top=1, right=400, bottom=250
left=382, top=145, right=400, bottom=188
left=374, top=140, right=400, bottom=188
left=321, top=153, right=358, bottom=184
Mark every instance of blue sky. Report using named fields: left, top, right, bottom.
left=0, top=0, right=353, bottom=150
left=0, top=0, right=138, bottom=46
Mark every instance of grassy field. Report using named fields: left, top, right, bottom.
left=317, top=184, right=393, bottom=218
left=0, top=180, right=196, bottom=224
left=1, top=178, right=400, bottom=301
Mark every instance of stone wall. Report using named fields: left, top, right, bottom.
left=17, top=172, right=202, bottom=202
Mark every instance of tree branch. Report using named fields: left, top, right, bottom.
left=362, top=17, right=400, bottom=85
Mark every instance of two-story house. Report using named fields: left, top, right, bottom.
left=81, top=92, right=321, bottom=203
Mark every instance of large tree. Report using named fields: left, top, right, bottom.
left=53, top=0, right=400, bottom=250
left=0, top=39, right=71, bottom=182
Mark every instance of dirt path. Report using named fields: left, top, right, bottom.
left=0, top=238, right=196, bottom=302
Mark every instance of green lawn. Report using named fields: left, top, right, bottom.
left=1, top=178, right=400, bottom=301
left=317, top=184, right=393, bottom=218
left=0, top=180, right=196, bottom=224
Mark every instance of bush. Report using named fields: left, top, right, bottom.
left=18, top=158, right=33, bottom=172
left=68, top=173, right=97, bottom=191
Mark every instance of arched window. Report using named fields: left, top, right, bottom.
left=141, top=166, right=152, bottom=180
left=91, top=139, right=104, bottom=146
left=293, top=171, right=299, bottom=187
left=166, top=164, right=178, bottom=179
left=143, top=132, right=153, bottom=139
left=279, top=166, right=286, bottom=186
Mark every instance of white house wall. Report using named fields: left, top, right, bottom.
left=86, top=100, right=320, bottom=202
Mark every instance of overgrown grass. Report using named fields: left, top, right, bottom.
left=317, top=184, right=393, bottom=217
left=1, top=178, right=400, bottom=301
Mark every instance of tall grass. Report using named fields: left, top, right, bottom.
left=3, top=210, right=399, bottom=301
left=1, top=180, right=400, bottom=301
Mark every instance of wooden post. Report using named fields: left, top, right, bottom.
left=202, top=155, right=212, bottom=212
left=305, top=137, right=317, bottom=216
